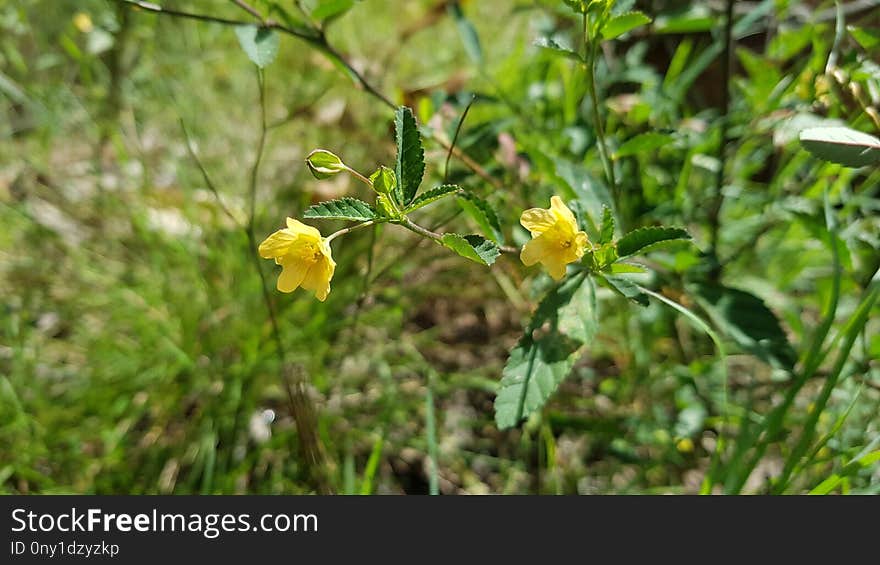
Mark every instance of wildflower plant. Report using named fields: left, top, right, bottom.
left=263, top=103, right=692, bottom=430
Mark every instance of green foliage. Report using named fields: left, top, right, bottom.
left=613, top=132, right=675, bottom=159
left=616, top=227, right=691, bottom=258
left=5, top=0, right=879, bottom=496
left=799, top=127, right=880, bottom=168
left=693, top=284, right=797, bottom=370
left=440, top=234, right=500, bottom=266
left=310, top=0, right=355, bottom=22
left=448, top=2, right=482, bottom=65
left=394, top=106, right=425, bottom=206
left=457, top=193, right=505, bottom=244
left=304, top=198, right=378, bottom=221
left=234, top=25, right=280, bottom=68
left=405, top=185, right=460, bottom=212
left=601, top=11, right=651, bottom=40
left=495, top=276, right=597, bottom=429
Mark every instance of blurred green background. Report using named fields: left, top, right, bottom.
left=1, top=0, right=878, bottom=494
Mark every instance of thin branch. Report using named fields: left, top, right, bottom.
left=230, top=0, right=265, bottom=22
left=113, top=0, right=503, bottom=191
left=178, top=119, right=240, bottom=227
left=444, top=95, right=476, bottom=183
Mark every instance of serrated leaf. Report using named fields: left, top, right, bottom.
left=234, top=25, right=279, bottom=68
left=495, top=276, right=597, bottom=429
left=303, top=197, right=378, bottom=221
left=617, top=226, right=691, bottom=258
left=394, top=106, right=425, bottom=205
left=693, top=283, right=797, bottom=370
left=799, top=126, right=880, bottom=168
left=457, top=193, right=505, bottom=244
left=440, top=233, right=499, bottom=266
left=599, top=205, right=615, bottom=244
left=534, top=37, right=584, bottom=62
left=614, top=132, right=675, bottom=159
left=602, top=11, right=651, bottom=40
left=600, top=274, right=649, bottom=306
left=449, top=2, right=482, bottom=65
left=405, top=184, right=460, bottom=212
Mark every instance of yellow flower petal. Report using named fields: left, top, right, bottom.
left=286, top=217, right=322, bottom=240
left=520, top=208, right=556, bottom=236
left=520, top=233, right=554, bottom=266
left=276, top=261, right=308, bottom=293
left=542, top=253, right=569, bottom=281
left=300, top=257, right=334, bottom=302
left=259, top=229, right=298, bottom=259
left=518, top=195, right=590, bottom=280
left=550, top=196, right=577, bottom=229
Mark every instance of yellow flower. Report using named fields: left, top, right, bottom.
left=73, top=13, right=93, bottom=33
left=519, top=196, right=589, bottom=280
left=258, top=218, right=336, bottom=301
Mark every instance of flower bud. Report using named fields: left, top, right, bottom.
left=306, top=149, right=346, bottom=180
left=369, top=165, right=396, bottom=195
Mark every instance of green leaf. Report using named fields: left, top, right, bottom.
left=609, top=262, right=647, bottom=274
left=601, top=11, right=651, bottom=40
left=693, top=283, right=797, bottom=370
left=799, top=126, right=880, bottom=168
left=600, top=274, right=649, bottom=306
left=654, top=5, right=714, bottom=34
left=305, top=149, right=345, bottom=179
left=599, top=205, right=615, bottom=244
left=534, top=37, right=583, bottom=62
left=369, top=165, right=396, bottom=195
left=405, top=184, right=460, bottom=212
left=234, top=25, right=280, bottom=68
left=311, top=0, right=354, bottom=21
left=614, top=132, right=675, bottom=159
left=495, top=276, right=597, bottom=429
left=847, top=25, right=880, bottom=50
left=448, top=2, right=482, bottom=65
left=440, top=233, right=500, bottom=266
left=457, top=193, right=505, bottom=244
left=394, top=106, right=425, bottom=205
left=617, top=226, right=691, bottom=258
left=303, top=197, right=378, bottom=221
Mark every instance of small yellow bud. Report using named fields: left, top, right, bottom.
left=676, top=438, right=694, bottom=453
left=73, top=12, right=93, bottom=33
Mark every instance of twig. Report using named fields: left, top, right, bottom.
left=178, top=119, right=239, bottom=226
left=230, top=0, right=264, bottom=22
left=112, top=0, right=502, bottom=191
left=444, top=95, right=476, bottom=183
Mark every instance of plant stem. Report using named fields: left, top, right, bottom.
left=245, top=68, right=331, bottom=494
left=325, top=220, right=382, bottom=243
left=707, top=0, right=735, bottom=280
left=400, top=217, right=444, bottom=243
left=343, top=165, right=374, bottom=188
left=583, top=14, right=618, bottom=214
